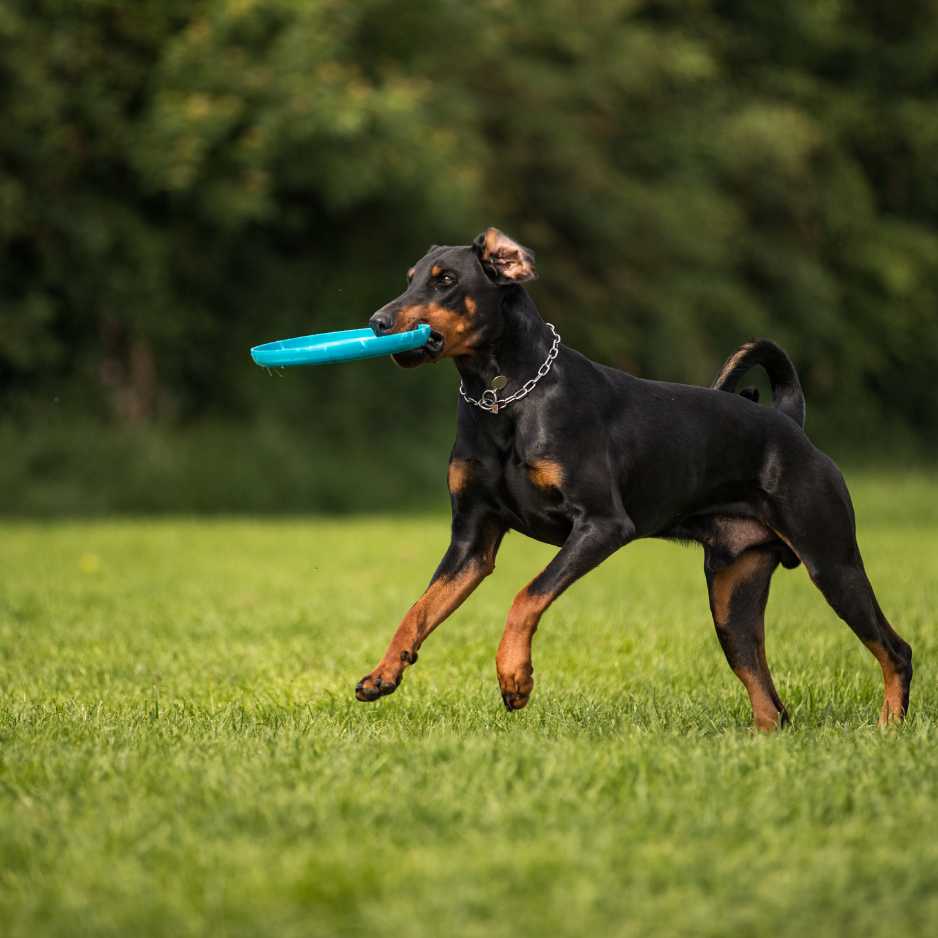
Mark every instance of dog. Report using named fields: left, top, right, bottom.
left=355, top=227, right=912, bottom=729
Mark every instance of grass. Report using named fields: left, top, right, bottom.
left=1, top=472, right=936, bottom=937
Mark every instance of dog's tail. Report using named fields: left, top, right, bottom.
left=712, top=339, right=806, bottom=428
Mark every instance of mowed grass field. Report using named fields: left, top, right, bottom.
left=1, top=472, right=936, bottom=938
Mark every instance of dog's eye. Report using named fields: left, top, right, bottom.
left=436, top=272, right=456, bottom=288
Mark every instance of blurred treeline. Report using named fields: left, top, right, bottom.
left=2, top=0, right=936, bottom=514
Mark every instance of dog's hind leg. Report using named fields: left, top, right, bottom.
left=770, top=464, right=912, bottom=725
left=815, top=562, right=912, bottom=724
left=706, top=547, right=787, bottom=731
left=802, top=555, right=910, bottom=725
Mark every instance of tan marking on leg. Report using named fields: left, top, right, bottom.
left=768, top=527, right=909, bottom=725
left=496, top=585, right=554, bottom=710
left=774, top=524, right=910, bottom=725
left=756, top=642, right=786, bottom=724
left=359, top=562, right=490, bottom=700
left=527, top=459, right=564, bottom=490
left=710, top=551, right=786, bottom=731
left=464, top=295, right=477, bottom=314
left=506, top=586, right=552, bottom=631
left=864, top=640, right=907, bottom=724
left=734, top=667, right=785, bottom=732
left=448, top=459, right=471, bottom=495
left=402, top=566, right=486, bottom=646
left=710, top=550, right=766, bottom=624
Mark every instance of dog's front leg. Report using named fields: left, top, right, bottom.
left=355, top=511, right=504, bottom=702
left=497, top=514, right=634, bottom=710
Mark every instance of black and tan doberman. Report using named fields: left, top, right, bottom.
left=354, top=227, right=912, bottom=730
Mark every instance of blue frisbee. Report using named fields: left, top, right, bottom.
left=250, top=324, right=431, bottom=368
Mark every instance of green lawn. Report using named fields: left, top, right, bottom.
left=1, top=472, right=936, bottom=938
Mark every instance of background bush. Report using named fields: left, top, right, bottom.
left=2, top=1, right=936, bottom=513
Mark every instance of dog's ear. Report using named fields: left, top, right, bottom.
left=472, top=227, right=537, bottom=283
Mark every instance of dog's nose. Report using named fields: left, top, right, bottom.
left=369, top=310, right=394, bottom=336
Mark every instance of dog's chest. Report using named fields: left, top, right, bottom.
left=497, top=455, right=572, bottom=545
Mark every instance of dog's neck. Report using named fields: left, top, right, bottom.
left=453, top=287, right=555, bottom=401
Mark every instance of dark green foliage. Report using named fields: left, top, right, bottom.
left=1, top=1, right=936, bottom=512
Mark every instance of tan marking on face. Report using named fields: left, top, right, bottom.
left=527, top=459, right=564, bottom=490
left=430, top=265, right=442, bottom=277
left=710, top=550, right=769, bottom=625
left=464, top=295, right=477, bottom=314
left=397, top=303, right=478, bottom=357
left=448, top=458, right=470, bottom=494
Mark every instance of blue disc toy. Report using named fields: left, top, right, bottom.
left=250, top=324, right=431, bottom=368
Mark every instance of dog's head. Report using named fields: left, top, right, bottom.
left=368, top=227, right=537, bottom=367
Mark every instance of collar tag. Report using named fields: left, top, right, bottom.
left=458, top=323, right=561, bottom=415
left=481, top=389, right=500, bottom=413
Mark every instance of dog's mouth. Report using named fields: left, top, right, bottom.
left=391, top=322, right=444, bottom=368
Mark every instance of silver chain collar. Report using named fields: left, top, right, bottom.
left=458, top=323, right=561, bottom=414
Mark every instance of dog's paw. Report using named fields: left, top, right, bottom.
left=501, top=689, right=530, bottom=711
left=498, top=665, right=534, bottom=711
left=355, top=670, right=399, bottom=702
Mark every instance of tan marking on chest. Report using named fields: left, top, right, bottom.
left=448, top=458, right=471, bottom=494
left=527, top=459, right=564, bottom=490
